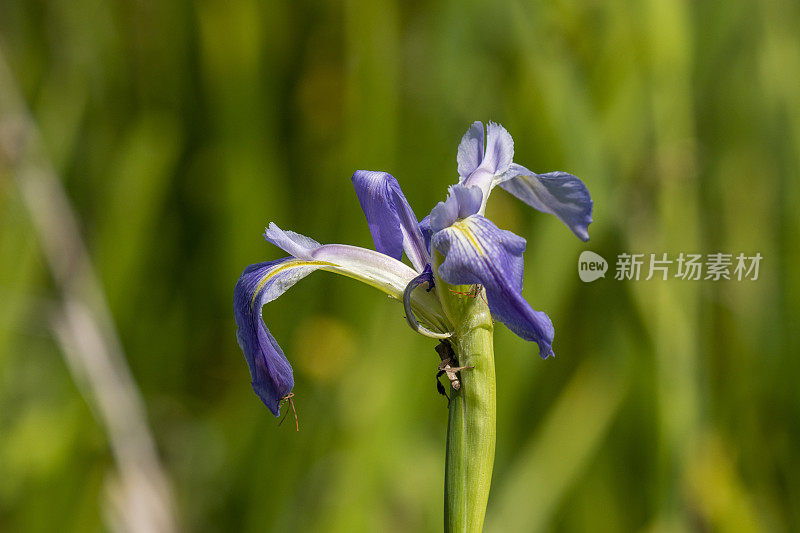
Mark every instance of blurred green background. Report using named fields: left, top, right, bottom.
left=1, top=0, right=799, bottom=531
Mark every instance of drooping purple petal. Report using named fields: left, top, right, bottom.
left=498, top=163, right=593, bottom=241
left=352, top=170, right=429, bottom=271
left=234, top=258, right=321, bottom=415
left=236, top=225, right=451, bottom=414
left=432, top=215, right=554, bottom=358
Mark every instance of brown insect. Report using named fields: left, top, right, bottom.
left=278, top=392, right=299, bottom=431
left=435, top=340, right=473, bottom=403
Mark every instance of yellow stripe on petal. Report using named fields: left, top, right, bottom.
left=251, top=260, right=336, bottom=307
left=451, top=219, right=485, bottom=257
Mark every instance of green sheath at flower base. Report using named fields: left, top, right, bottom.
left=434, top=252, right=496, bottom=533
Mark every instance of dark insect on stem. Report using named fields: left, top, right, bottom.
left=436, top=372, right=450, bottom=403
left=278, top=393, right=299, bottom=431
left=434, top=340, right=473, bottom=406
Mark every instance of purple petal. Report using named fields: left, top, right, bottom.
left=481, top=122, right=514, bottom=176
left=236, top=227, right=431, bottom=415
left=431, top=215, right=554, bottom=358
left=498, top=164, right=593, bottom=241
left=263, top=226, right=321, bottom=259
left=429, top=184, right=483, bottom=234
left=457, top=121, right=485, bottom=178
left=234, top=258, right=321, bottom=415
left=429, top=195, right=460, bottom=234
left=452, top=184, right=483, bottom=219
left=237, top=226, right=450, bottom=414
left=265, top=222, right=421, bottom=298
left=418, top=215, right=432, bottom=253
left=352, top=170, right=429, bottom=271
left=459, top=122, right=515, bottom=213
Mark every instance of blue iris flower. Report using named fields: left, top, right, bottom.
left=234, top=121, right=593, bottom=415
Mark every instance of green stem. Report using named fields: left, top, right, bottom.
left=434, top=255, right=496, bottom=533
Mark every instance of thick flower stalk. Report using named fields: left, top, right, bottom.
left=233, top=122, right=593, bottom=531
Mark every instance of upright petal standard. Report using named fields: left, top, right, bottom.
left=352, top=170, right=430, bottom=271
left=455, top=121, right=593, bottom=241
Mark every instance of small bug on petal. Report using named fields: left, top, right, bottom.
left=278, top=392, right=299, bottom=431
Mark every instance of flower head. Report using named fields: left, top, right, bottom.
left=425, top=121, right=594, bottom=358
left=234, top=121, right=593, bottom=415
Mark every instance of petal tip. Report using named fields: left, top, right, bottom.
left=539, top=345, right=555, bottom=360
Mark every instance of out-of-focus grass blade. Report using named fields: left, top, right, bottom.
left=96, top=114, right=181, bottom=317
left=0, top=189, right=41, bottom=364
left=486, top=358, right=628, bottom=533
left=684, top=433, right=764, bottom=532
left=638, top=1, right=700, bottom=528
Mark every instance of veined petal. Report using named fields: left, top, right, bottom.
left=458, top=122, right=515, bottom=214
left=498, top=163, right=593, bottom=241
left=261, top=226, right=321, bottom=260
left=418, top=215, right=432, bottom=254
left=236, top=228, right=451, bottom=414
left=352, top=170, right=429, bottom=271
left=432, top=215, right=554, bottom=358
left=452, top=184, right=483, bottom=219
left=481, top=122, right=514, bottom=176
left=265, top=222, right=416, bottom=298
left=429, top=195, right=459, bottom=235
left=429, top=184, right=483, bottom=234
left=234, top=258, right=321, bottom=415
left=266, top=222, right=450, bottom=326
left=457, top=121, right=485, bottom=178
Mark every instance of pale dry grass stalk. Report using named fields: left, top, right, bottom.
left=0, top=48, right=177, bottom=533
